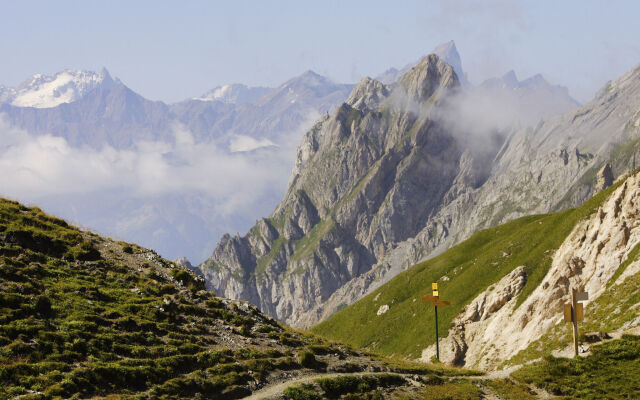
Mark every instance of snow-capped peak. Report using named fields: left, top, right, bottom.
left=1, top=69, right=115, bottom=108
left=194, top=83, right=271, bottom=105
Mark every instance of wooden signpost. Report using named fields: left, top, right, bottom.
left=422, top=282, right=450, bottom=361
left=563, top=288, right=589, bottom=357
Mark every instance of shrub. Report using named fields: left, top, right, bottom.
left=284, top=383, right=321, bottom=400
left=298, top=350, right=317, bottom=369
left=316, top=374, right=405, bottom=398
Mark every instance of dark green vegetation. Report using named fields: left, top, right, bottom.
left=284, top=383, right=322, bottom=400
left=283, top=374, right=491, bottom=400
left=316, top=374, right=406, bottom=398
left=284, top=374, right=407, bottom=400
left=0, top=198, right=364, bottom=399
left=482, top=379, right=536, bottom=400
left=513, top=335, right=640, bottom=399
left=313, top=181, right=622, bottom=358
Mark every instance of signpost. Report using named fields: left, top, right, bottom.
left=422, top=282, right=450, bottom=361
left=563, top=288, right=588, bottom=357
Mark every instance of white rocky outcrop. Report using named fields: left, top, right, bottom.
left=421, top=172, right=640, bottom=369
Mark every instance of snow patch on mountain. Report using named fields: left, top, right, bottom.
left=0, top=69, right=114, bottom=108
left=194, top=83, right=271, bottom=105
left=229, top=134, right=276, bottom=152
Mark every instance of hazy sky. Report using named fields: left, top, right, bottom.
left=1, top=0, right=639, bottom=103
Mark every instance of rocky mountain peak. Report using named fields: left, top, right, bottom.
left=432, top=40, right=469, bottom=87
left=501, top=70, right=518, bottom=87
left=285, top=70, right=331, bottom=89
left=1, top=69, right=117, bottom=108
left=399, top=54, right=459, bottom=104
left=345, top=77, right=390, bottom=111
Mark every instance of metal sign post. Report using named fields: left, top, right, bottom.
left=422, top=282, right=450, bottom=361
left=563, top=288, right=588, bottom=357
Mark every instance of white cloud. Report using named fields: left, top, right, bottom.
left=0, top=118, right=298, bottom=216
left=229, top=134, right=276, bottom=152
left=0, top=115, right=318, bottom=262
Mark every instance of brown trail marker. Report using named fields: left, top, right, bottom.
left=422, top=282, right=450, bottom=361
left=563, top=288, right=588, bottom=357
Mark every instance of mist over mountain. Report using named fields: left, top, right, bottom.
left=0, top=41, right=586, bottom=267
left=200, top=48, right=640, bottom=330
left=0, top=69, right=353, bottom=262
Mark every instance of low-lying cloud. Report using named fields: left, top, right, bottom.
left=0, top=119, right=296, bottom=215
left=0, top=116, right=311, bottom=262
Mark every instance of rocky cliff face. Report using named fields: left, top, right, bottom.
left=421, top=171, right=640, bottom=369
left=202, top=57, right=640, bottom=329
left=200, top=55, right=505, bottom=326
left=305, top=62, right=640, bottom=329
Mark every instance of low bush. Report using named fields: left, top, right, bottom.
left=284, top=383, right=322, bottom=400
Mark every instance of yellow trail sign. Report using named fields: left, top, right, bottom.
left=576, top=303, right=584, bottom=321
left=564, top=304, right=572, bottom=322
left=423, top=282, right=450, bottom=361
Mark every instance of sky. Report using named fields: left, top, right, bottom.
left=1, top=0, right=639, bottom=103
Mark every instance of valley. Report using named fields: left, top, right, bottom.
left=2, top=7, right=640, bottom=397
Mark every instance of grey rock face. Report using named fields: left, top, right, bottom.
left=596, top=163, right=614, bottom=192
left=312, top=63, right=640, bottom=328
left=202, top=58, right=640, bottom=330
left=200, top=55, right=488, bottom=327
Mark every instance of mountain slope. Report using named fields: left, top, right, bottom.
left=304, top=61, right=640, bottom=329
left=0, top=69, right=115, bottom=108
left=471, top=69, right=581, bottom=127
left=0, top=197, right=400, bottom=399
left=0, top=81, right=173, bottom=148
left=313, top=170, right=640, bottom=370
left=199, top=54, right=497, bottom=328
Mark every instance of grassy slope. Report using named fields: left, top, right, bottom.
left=312, top=180, right=622, bottom=359
left=0, top=198, right=371, bottom=399
left=281, top=336, right=640, bottom=399
left=513, top=335, right=640, bottom=399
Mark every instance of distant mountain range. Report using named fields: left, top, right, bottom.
left=0, top=68, right=352, bottom=150
left=0, top=67, right=354, bottom=263
left=0, top=41, right=583, bottom=266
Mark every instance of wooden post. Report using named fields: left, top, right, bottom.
left=564, top=288, right=588, bottom=358
left=572, top=288, right=579, bottom=357
left=435, top=305, right=439, bottom=360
